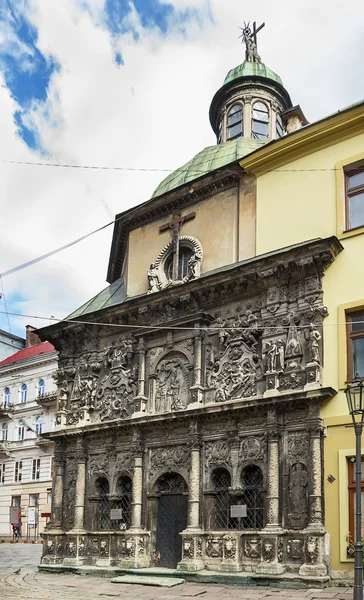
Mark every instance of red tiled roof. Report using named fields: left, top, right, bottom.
left=0, top=342, right=55, bottom=367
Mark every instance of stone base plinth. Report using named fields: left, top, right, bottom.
left=178, top=531, right=204, bottom=572
left=255, top=561, right=286, bottom=575
left=299, top=562, right=327, bottom=578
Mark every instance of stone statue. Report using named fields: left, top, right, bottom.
left=58, top=380, right=69, bottom=411
left=239, top=22, right=264, bottom=63
left=186, top=251, right=202, bottom=280
left=147, top=263, right=161, bottom=294
left=304, top=323, right=321, bottom=364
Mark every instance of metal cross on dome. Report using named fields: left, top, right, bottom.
left=239, top=21, right=265, bottom=63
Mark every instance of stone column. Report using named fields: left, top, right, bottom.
left=178, top=422, right=204, bottom=572
left=133, top=338, right=148, bottom=414
left=188, top=442, right=201, bottom=529
left=190, top=326, right=203, bottom=406
left=256, top=408, right=285, bottom=575
left=49, top=440, right=65, bottom=532
left=265, top=429, right=280, bottom=529
left=308, top=424, right=324, bottom=529
left=131, top=453, right=143, bottom=530
left=70, top=436, right=87, bottom=533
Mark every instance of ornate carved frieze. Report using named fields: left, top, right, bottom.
left=262, top=538, right=276, bottom=562
left=153, top=352, right=191, bottom=413
left=286, top=538, right=304, bottom=560
left=244, top=537, right=261, bottom=559
left=149, top=444, right=190, bottom=479
left=206, top=537, right=223, bottom=558
left=223, top=536, right=237, bottom=560
left=288, top=432, right=309, bottom=463
left=204, top=439, right=230, bottom=469
left=240, top=436, right=266, bottom=461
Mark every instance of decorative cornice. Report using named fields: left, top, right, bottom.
left=108, top=173, right=240, bottom=284
left=39, top=235, right=342, bottom=345
left=241, top=101, right=364, bottom=175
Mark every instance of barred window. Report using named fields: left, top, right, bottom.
left=96, top=475, right=132, bottom=531
left=211, top=467, right=237, bottom=530
left=116, top=475, right=132, bottom=530
left=241, top=465, right=265, bottom=529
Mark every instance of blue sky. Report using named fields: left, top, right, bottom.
left=0, top=0, right=363, bottom=339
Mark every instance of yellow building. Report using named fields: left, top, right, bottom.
left=241, top=101, right=364, bottom=578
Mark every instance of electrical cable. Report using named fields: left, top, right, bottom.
left=0, top=158, right=342, bottom=173
left=0, top=309, right=357, bottom=332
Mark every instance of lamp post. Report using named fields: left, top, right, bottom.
left=345, top=377, right=364, bottom=600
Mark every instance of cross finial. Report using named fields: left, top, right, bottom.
left=238, top=21, right=265, bottom=63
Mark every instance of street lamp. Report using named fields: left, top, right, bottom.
left=345, top=377, right=364, bottom=600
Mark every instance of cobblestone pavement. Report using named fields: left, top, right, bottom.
left=0, top=544, right=354, bottom=600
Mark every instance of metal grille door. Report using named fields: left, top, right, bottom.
left=156, top=473, right=188, bottom=568
left=242, top=466, right=264, bottom=529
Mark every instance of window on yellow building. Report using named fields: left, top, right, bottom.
left=345, top=167, right=364, bottom=230
left=348, top=458, right=364, bottom=542
left=346, top=311, right=364, bottom=380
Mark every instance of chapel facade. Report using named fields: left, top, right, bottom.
left=39, top=28, right=341, bottom=584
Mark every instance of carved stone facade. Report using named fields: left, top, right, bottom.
left=40, top=237, right=339, bottom=583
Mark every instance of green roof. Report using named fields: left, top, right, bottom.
left=152, top=138, right=266, bottom=198
left=224, top=61, right=283, bottom=87
left=67, top=277, right=127, bottom=319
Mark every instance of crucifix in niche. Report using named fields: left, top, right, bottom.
left=159, top=211, right=196, bottom=280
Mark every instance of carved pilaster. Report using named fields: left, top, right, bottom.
left=69, top=436, right=87, bottom=534
left=134, top=338, right=148, bottom=415
left=190, top=326, right=203, bottom=405
left=48, top=440, right=65, bottom=532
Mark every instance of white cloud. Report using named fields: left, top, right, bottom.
left=0, top=0, right=363, bottom=337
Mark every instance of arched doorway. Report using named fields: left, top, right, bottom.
left=155, top=472, right=188, bottom=568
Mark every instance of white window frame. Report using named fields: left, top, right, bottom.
left=14, top=461, right=22, bottom=483
left=31, top=459, right=41, bottom=481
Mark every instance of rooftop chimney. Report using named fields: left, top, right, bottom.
left=26, top=325, right=41, bottom=348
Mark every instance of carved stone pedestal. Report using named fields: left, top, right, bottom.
left=133, top=396, right=148, bottom=416
left=189, top=385, right=204, bottom=408
left=255, top=534, right=285, bottom=575
left=298, top=533, right=328, bottom=579
left=178, top=531, right=204, bottom=572
left=116, top=532, right=150, bottom=569
left=263, top=373, right=280, bottom=398
left=219, top=534, right=242, bottom=572
left=304, top=362, right=321, bottom=391
left=55, top=410, right=67, bottom=429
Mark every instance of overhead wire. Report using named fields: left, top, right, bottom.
left=0, top=158, right=342, bottom=173
left=0, top=309, right=358, bottom=333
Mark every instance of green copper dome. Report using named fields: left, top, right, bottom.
left=224, top=60, right=283, bottom=87
left=152, top=138, right=266, bottom=198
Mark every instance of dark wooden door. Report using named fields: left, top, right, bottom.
left=156, top=492, right=188, bottom=568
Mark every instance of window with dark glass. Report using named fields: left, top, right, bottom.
left=0, top=463, right=5, bottom=484
left=348, top=457, right=364, bottom=546
left=346, top=167, right=364, bottom=230
left=241, top=465, right=265, bottom=528
left=165, top=247, right=193, bottom=281
left=18, top=420, right=25, bottom=441
left=227, top=104, right=243, bottom=140
left=211, top=468, right=236, bottom=530
left=252, top=101, right=269, bottom=140
left=276, top=114, right=284, bottom=138
left=346, top=311, right=364, bottom=380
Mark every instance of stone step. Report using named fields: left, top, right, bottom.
left=111, top=575, right=185, bottom=587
